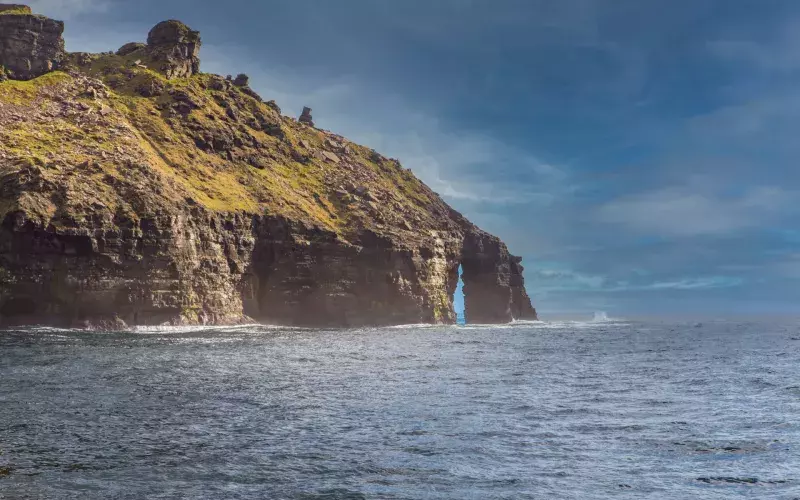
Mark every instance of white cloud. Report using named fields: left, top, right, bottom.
left=529, top=264, right=743, bottom=296
left=597, top=186, right=791, bottom=237
left=641, top=276, right=743, bottom=290
left=531, top=268, right=606, bottom=290
left=199, top=43, right=573, bottom=208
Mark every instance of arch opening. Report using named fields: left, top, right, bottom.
left=453, top=264, right=465, bottom=324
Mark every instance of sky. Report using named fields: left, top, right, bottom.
left=31, top=0, right=800, bottom=317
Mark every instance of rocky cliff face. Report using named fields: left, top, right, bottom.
left=0, top=4, right=65, bottom=80
left=145, top=20, right=201, bottom=79
left=0, top=6, right=537, bottom=328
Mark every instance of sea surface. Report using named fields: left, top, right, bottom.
left=1, top=319, right=799, bottom=499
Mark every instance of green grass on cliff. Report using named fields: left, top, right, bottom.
left=0, top=6, right=32, bottom=15
left=0, top=71, right=71, bottom=104
left=0, top=55, right=455, bottom=242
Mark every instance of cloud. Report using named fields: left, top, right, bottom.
left=28, top=0, right=108, bottom=19
left=530, top=265, right=742, bottom=294
left=707, top=18, right=800, bottom=72
left=596, top=186, right=791, bottom=237
left=55, top=1, right=800, bottom=314
left=529, top=268, right=607, bottom=291
left=199, top=43, right=575, bottom=208
left=687, top=93, right=800, bottom=139
left=766, top=253, right=800, bottom=279
left=640, top=276, right=743, bottom=290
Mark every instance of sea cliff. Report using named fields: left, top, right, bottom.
left=0, top=7, right=537, bottom=328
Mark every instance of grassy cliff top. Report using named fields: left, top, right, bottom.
left=0, top=4, right=32, bottom=15
left=0, top=52, right=467, bottom=245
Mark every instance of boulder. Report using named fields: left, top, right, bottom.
left=233, top=73, right=249, bottom=87
left=265, top=100, right=281, bottom=114
left=0, top=4, right=65, bottom=80
left=239, top=86, right=262, bottom=102
left=145, top=20, right=201, bottom=79
left=299, top=106, right=314, bottom=127
left=206, top=75, right=229, bottom=91
left=321, top=151, right=340, bottom=163
left=116, top=42, right=146, bottom=56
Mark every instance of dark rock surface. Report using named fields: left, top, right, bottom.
left=233, top=73, right=249, bottom=87
left=116, top=42, right=146, bottom=56
left=299, top=106, right=314, bottom=127
left=145, top=20, right=201, bottom=79
left=510, top=255, right=538, bottom=320
left=0, top=10, right=537, bottom=328
left=461, top=230, right=514, bottom=324
left=0, top=3, right=64, bottom=80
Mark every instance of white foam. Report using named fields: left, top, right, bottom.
left=386, top=323, right=439, bottom=330
left=131, top=323, right=263, bottom=334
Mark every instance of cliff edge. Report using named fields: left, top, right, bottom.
left=0, top=7, right=537, bottom=328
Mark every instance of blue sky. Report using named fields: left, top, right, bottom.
left=34, top=0, right=800, bottom=316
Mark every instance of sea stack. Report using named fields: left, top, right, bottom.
left=0, top=6, right=537, bottom=328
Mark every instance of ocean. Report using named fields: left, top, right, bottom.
left=1, top=319, right=798, bottom=499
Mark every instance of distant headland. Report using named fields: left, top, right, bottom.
left=0, top=5, right=537, bottom=328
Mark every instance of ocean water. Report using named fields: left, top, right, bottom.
left=1, top=319, right=798, bottom=499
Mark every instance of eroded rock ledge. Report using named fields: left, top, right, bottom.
left=0, top=4, right=65, bottom=80
left=0, top=6, right=537, bottom=328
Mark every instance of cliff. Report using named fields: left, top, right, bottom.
left=0, top=4, right=64, bottom=80
left=0, top=7, right=538, bottom=328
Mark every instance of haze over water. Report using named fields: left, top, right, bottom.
left=1, top=319, right=799, bottom=499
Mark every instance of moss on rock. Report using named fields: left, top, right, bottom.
left=0, top=4, right=32, bottom=15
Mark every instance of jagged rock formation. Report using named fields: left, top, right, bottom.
left=299, top=106, right=314, bottom=127
left=0, top=4, right=65, bottom=80
left=233, top=73, right=249, bottom=87
left=0, top=7, right=537, bottom=328
left=145, top=20, right=201, bottom=79
left=510, top=256, right=537, bottom=320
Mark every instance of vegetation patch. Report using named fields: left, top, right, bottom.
left=1, top=47, right=461, bottom=245
left=0, top=5, right=32, bottom=15
left=0, top=71, right=72, bottom=104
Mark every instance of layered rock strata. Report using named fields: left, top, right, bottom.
left=145, top=20, right=201, bottom=79
left=0, top=4, right=65, bottom=80
left=0, top=7, right=537, bottom=328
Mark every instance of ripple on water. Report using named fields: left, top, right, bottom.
left=0, top=319, right=798, bottom=499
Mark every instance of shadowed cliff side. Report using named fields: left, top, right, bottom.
left=0, top=6, right=537, bottom=328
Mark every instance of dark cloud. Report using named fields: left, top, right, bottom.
left=49, top=0, right=800, bottom=315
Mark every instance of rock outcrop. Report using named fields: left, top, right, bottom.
left=145, top=20, right=201, bottom=79
left=0, top=8, right=537, bottom=328
left=0, top=3, right=65, bottom=80
left=510, top=256, right=538, bottom=320
left=116, top=42, right=146, bottom=57
left=462, top=230, right=522, bottom=323
left=233, top=73, right=249, bottom=87
left=299, top=106, right=314, bottom=127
